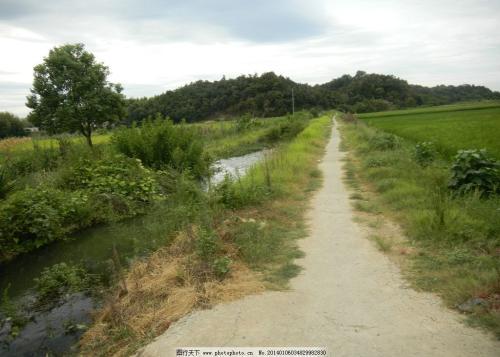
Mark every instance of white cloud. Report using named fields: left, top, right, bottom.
left=0, top=0, right=499, bottom=117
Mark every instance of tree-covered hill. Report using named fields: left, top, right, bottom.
left=126, top=71, right=500, bottom=123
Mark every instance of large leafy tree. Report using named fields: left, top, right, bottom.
left=26, top=43, right=125, bottom=146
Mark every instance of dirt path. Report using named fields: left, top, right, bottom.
left=139, top=120, right=499, bottom=356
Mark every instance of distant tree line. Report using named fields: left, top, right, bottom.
left=125, top=70, right=500, bottom=124
left=0, top=112, right=27, bottom=139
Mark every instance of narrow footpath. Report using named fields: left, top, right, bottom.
left=139, top=120, right=499, bottom=357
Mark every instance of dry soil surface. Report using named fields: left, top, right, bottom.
left=139, top=120, right=499, bottom=356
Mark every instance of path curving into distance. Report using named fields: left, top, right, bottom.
left=139, top=118, right=499, bottom=357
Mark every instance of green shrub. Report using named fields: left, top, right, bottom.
left=414, top=142, right=436, bottom=166
left=213, top=256, right=232, bottom=278
left=365, top=157, right=388, bottom=168
left=112, top=116, right=210, bottom=178
left=448, top=149, right=499, bottom=196
left=0, top=165, right=15, bottom=199
left=0, top=188, right=90, bottom=256
left=60, top=155, right=161, bottom=203
left=263, top=117, right=307, bottom=143
left=196, top=229, right=220, bottom=260
left=235, top=113, right=256, bottom=132
left=368, top=132, right=400, bottom=150
left=34, top=263, right=94, bottom=302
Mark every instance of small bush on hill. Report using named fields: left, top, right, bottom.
left=448, top=149, right=499, bottom=196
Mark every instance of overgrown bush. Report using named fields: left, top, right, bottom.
left=60, top=155, right=161, bottom=203
left=414, top=142, right=436, bottom=166
left=235, top=113, right=257, bottom=132
left=196, top=229, right=221, bottom=260
left=112, top=116, right=210, bottom=178
left=263, top=117, right=307, bottom=143
left=448, top=149, right=499, bottom=196
left=368, top=132, right=400, bottom=151
left=0, top=188, right=91, bottom=256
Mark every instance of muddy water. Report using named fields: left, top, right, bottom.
left=0, top=150, right=266, bottom=356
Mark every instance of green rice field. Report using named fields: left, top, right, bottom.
left=358, top=101, right=500, bottom=159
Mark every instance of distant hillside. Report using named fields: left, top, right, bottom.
left=125, top=71, right=500, bottom=123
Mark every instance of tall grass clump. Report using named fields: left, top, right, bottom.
left=340, top=120, right=500, bottom=337
left=112, top=115, right=210, bottom=178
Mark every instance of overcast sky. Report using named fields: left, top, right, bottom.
left=1, top=0, right=499, bottom=117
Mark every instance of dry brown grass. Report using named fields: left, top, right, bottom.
left=80, top=227, right=264, bottom=356
left=0, top=136, right=31, bottom=152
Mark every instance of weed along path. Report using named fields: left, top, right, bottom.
left=139, top=120, right=499, bottom=357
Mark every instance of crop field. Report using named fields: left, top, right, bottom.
left=0, top=133, right=111, bottom=154
left=358, top=101, right=500, bottom=159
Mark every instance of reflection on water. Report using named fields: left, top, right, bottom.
left=209, top=150, right=269, bottom=186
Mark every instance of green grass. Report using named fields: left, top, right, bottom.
left=0, top=134, right=111, bottom=153
left=358, top=101, right=500, bottom=159
left=340, top=119, right=500, bottom=338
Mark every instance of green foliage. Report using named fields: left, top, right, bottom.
left=310, top=107, right=321, bottom=118
left=213, top=256, right=232, bottom=279
left=26, top=43, right=125, bottom=146
left=0, top=188, right=90, bottom=256
left=449, top=149, right=499, bottom=195
left=235, top=113, right=257, bottom=132
left=0, top=284, right=16, bottom=318
left=112, top=116, right=210, bottom=178
left=0, top=165, right=15, bottom=199
left=125, top=69, right=500, bottom=124
left=195, top=229, right=221, bottom=260
left=61, top=154, right=161, bottom=202
left=414, top=142, right=436, bottom=166
left=0, top=284, right=28, bottom=338
left=0, top=112, right=27, bottom=139
left=34, top=263, right=94, bottom=302
left=368, top=131, right=400, bottom=150
left=353, top=99, right=393, bottom=113
left=263, top=116, right=308, bottom=143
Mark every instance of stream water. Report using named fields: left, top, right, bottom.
left=0, top=150, right=267, bottom=356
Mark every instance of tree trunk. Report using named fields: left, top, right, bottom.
left=85, top=133, right=93, bottom=147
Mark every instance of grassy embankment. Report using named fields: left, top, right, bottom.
left=339, top=103, right=500, bottom=338
left=79, top=115, right=332, bottom=355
